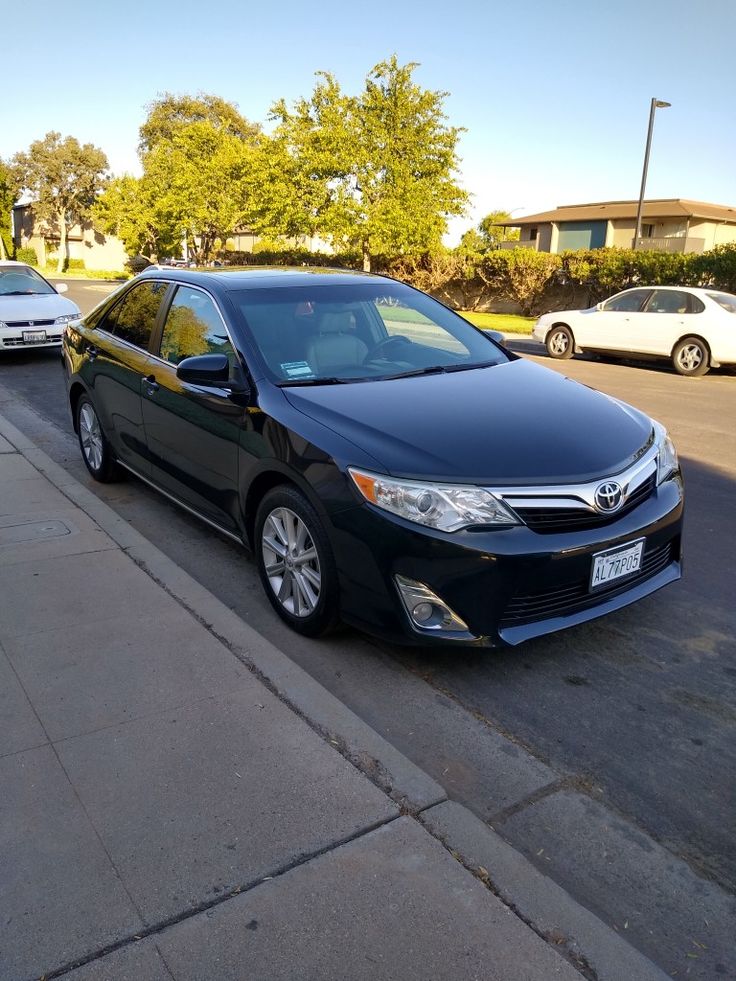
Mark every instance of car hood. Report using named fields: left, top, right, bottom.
left=0, top=293, right=80, bottom=321
left=283, top=359, right=653, bottom=485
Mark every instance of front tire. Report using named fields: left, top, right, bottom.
left=255, top=485, right=340, bottom=637
left=672, top=336, right=710, bottom=377
left=76, top=395, right=122, bottom=482
left=545, top=324, right=575, bottom=359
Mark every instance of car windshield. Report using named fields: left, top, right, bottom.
left=707, top=291, right=736, bottom=314
left=232, top=282, right=509, bottom=384
left=0, top=267, right=56, bottom=297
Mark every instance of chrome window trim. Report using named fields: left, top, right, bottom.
left=489, top=441, right=659, bottom=515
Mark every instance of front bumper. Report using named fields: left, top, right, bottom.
left=328, top=474, right=683, bottom=648
left=0, top=329, right=64, bottom=350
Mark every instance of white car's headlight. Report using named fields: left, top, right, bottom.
left=54, top=314, right=80, bottom=325
left=348, top=468, right=519, bottom=532
left=653, top=421, right=678, bottom=484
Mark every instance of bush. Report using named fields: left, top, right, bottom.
left=478, top=249, right=561, bottom=316
left=222, top=247, right=361, bottom=269
left=67, top=258, right=85, bottom=270
left=690, top=242, right=736, bottom=292
left=126, top=254, right=153, bottom=274
left=16, top=246, right=38, bottom=266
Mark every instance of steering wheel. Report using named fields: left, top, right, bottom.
left=363, top=334, right=412, bottom=361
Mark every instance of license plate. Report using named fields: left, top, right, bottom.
left=22, top=330, right=46, bottom=343
left=590, top=539, right=645, bottom=590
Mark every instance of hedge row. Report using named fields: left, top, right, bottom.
left=219, top=243, right=736, bottom=315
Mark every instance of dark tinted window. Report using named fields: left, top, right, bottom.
left=646, top=290, right=699, bottom=314
left=602, top=290, right=651, bottom=312
left=158, top=286, right=235, bottom=365
left=103, top=281, right=167, bottom=349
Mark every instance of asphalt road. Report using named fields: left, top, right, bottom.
left=2, top=280, right=734, bottom=979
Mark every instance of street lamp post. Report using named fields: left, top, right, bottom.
left=633, top=98, right=671, bottom=249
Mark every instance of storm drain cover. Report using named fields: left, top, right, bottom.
left=0, top=520, right=72, bottom=545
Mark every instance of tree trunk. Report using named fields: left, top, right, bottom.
left=57, top=213, right=67, bottom=274
left=362, top=241, right=371, bottom=273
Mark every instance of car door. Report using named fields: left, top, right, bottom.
left=578, top=289, right=653, bottom=353
left=140, top=284, right=245, bottom=533
left=83, top=280, right=169, bottom=476
left=634, top=289, right=704, bottom=356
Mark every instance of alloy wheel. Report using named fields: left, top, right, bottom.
left=261, top=506, right=322, bottom=617
left=549, top=330, right=569, bottom=355
left=79, top=403, right=104, bottom=472
left=676, top=343, right=703, bottom=372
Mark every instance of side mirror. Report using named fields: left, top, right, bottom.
left=56, top=283, right=69, bottom=294
left=176, top=353, right=249, bottom=395
left=483, top=328, right=505, bottom=344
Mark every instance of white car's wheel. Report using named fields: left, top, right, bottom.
left=545, top=325, right=574, bottom=360
left=672, top=337, right=710, bottom=377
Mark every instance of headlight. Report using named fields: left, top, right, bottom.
left=348, top=468, right=519, bottom=532
left=54, top=314, right=80, bottom=325
left=653, top=421, right=678, bottom=484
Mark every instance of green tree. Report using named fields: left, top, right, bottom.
left=478, top=210, right=520, bottom=247
left=268, top=56, right=469, bottom=271
left=0, top=160, right=20, bottom=259
left=96, top=95, right=260, bottom=264
left=93, top=174, right=179, bottom=261
left=139, top=92, right=260, bottom=156
left=12, top=133, right=109, bottom=273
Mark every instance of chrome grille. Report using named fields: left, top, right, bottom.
left=4, top=319, right=55, bottom=328
left=516, top=473, right=657, bottom=532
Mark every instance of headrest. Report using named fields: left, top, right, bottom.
left=319, top=311, right=356, bottom=334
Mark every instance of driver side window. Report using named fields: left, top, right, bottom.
left=158, top=286, right=236, bottom=367
left=602, top=290, right=651, bottom=313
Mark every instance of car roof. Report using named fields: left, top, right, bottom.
left=137, top=265, right=390, bottom=292
left=617, top=284, right=714, bottom=296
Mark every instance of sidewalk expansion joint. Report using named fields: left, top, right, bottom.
left=41, top=813, right=401, bottom=981
left=416, top=811, right=599, bottom=981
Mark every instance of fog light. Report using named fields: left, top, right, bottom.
left=412, top=602, right=433, bottom=623
left=395, top=575, right=470, bottom=634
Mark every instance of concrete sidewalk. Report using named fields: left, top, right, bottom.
left=0, top=414, right=669, bottom=981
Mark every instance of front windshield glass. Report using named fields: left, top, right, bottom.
left=232, top=282, right=509, bottom=384
left=0, top=266, right=56, bottom=297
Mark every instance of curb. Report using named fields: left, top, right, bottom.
left=0, top=409, right=671, bottom=981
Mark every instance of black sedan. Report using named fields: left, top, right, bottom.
left=62, top=267, right=683, bottom=647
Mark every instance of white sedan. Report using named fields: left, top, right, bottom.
left=533, top=286, right=736, bottom=377
left=0, top=261, right=81, bottom=352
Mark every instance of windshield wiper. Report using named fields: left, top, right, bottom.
left=277, top=376, right=351, bottom=387
left=2, top=290, right=38, bottom=296
left=442, top=360, right=500, bottom=373
left=381, top=365, right=448, bottom=380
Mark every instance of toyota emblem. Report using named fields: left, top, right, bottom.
left=595, top=481, right=624, bottom=513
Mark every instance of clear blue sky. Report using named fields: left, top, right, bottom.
left=5, top=0, right=735, bottom=241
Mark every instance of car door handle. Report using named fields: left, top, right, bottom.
left=143, top=374, right=159, bottom=394
left=86, top=344, right=98, bottom=360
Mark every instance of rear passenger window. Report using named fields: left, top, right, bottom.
left=646, top=290, right=694, bottom=314
left=158, top=286, right=235, bottom=366
left=103, top=281, right=167, bottom=349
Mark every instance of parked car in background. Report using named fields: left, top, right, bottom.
left=0, top=261, right=81, bottom=352
left=63, top=267, right=683, bottom=648
left=533, top=286, right=736, bottom=376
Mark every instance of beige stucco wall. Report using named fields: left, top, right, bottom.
left=16, top=208, right=127, bottom=269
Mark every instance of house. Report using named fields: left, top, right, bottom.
left=12, top=203, right=128, bottom=269
left=496, top=199, right=736, bottom=254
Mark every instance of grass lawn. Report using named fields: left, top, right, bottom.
left=458, top=311, right=535, bottom=335
left=39, top=267, right=129, bottom=281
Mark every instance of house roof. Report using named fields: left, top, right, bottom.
left=497, top=199, right=736, bottom=226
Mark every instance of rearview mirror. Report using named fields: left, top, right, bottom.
left=56, top=283, right=68, bottom=294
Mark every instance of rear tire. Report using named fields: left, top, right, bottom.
left=76, top=395, right=122, bottom=482
left=672, top=336, right=709, bottom=377
left=255, top=485, right=340, bottom=637
left=545, top=325, right=574, bottom=359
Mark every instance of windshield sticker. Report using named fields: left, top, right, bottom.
left=281, top=361, right=314, bottom=378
